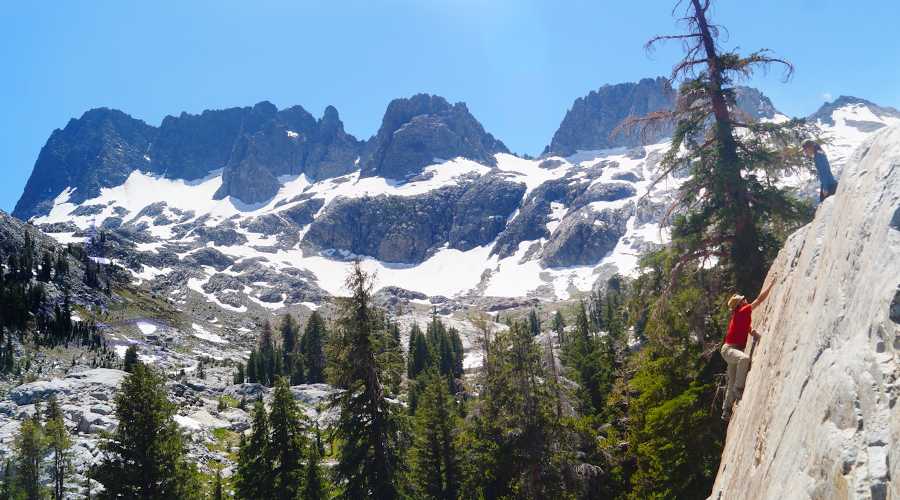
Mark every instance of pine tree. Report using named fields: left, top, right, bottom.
left=411, top=369, right=461, bottom=500
left=552, top=310, right=566, bottom=344
left=234, top=402, right=273, bottom=500
left=123, top=345, right=140, bottom=373
left=96, top=363, right=202, bottom=500
left=279, top=315, right=298, bottom=380
left=268, top=378, right=307, bottom=500
left=0, top=460, right=24, bottom=500
left=326, top=259, right=406, bottom=499
left=247, top=356, right=257, bottom=384
left=407, top=323, right=429, bottom=381
left=45, top=395, right=73, bottom=500
left=618, top=0, right=813, bottom=297
left=301, top=311, right=327, bottom=384
left=39, top=253, right=52, bottom=282
left=213, top=470, right=223, bottom=500
left=260, top=320, right=273, bottom=356
left=12, top=411, right=44, bottom=500
left=528, top=308, right=541, bottom=335
left=301, top=442, right=330, bottom=500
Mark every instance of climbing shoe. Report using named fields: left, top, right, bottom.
left=722, top=409, right=732, bottom=421
left=733, top=387, right=744, bottom=402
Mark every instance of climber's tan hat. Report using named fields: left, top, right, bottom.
left=728, top=294, right=745, bottom=311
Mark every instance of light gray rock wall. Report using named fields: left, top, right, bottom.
left=709, top=124, right=900, bottom=499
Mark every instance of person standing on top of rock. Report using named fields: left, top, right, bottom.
left=801, top=139, right=838, bottom=202
left=721, top=272, right=777, bottom=421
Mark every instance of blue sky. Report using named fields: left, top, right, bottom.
left=2, top=0, right=898, bottom=215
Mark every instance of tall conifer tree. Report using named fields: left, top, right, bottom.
left=411, top=369, right=461, bottom=500
left=234, top=402, right=273, bottom=500
left=45, top=394, right=73, bottom=500
left=615, top=1, right=815, bottom=497
left=326, top=259, right=406, bottom=499
left=96, top=363, right=201, bottom=500
left=301, top=311, right=328, bottom=384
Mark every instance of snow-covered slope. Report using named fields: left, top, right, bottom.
left=33, top=145, right=671, bottom=304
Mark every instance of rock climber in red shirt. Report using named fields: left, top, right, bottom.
left=721, top=272, right=777, bottom=421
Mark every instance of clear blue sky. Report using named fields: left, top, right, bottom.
left=2, top=0, right=898, bottom=215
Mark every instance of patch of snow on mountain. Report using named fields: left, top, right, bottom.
left=173, top=415, right=203, bottom=431
left=482, top=241, right=544, bottom=297
left=191, top=324, right=226, bottom=344
left=136, top=322, right=157, bottom=335
left=495, top=154, right=572, bottom=197
left=564, top=147, right=629, bottom=166
left=546, top=202, right=566, bottom=234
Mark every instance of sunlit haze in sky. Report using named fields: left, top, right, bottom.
left=1, top=0, right=898, bottom=214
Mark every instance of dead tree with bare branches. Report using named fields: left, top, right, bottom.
left=617, top=0, right=815, bottom=304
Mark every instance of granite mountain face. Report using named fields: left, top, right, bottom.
left=11, top=84, right=900, bottom=313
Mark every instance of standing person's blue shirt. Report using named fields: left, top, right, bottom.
left=802, top=139, right=838, bottom=202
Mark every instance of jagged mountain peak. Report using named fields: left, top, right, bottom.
left=359, top=93, right=509, bottom=180
left=808, top=95, right=900, bottom=127
left=544, top=79, right=780, bottom=158
left=13, top=108, right=156, bottom=221
left=545, top=77, right=672, bottom=157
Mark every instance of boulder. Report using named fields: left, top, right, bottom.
left=7, top=369, right=125, bottom=406
left=540, top=203, right=634, bottom=268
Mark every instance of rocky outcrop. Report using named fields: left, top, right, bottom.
left=213, top=103, right=364, bottom=202
left=733, top=86, right=780, bottom=121
left=708, top=124, right=900, bottom=499
left=540, top=202, right=634, bottom=268
left=149, top=105, right=252, bottom=182
left=359, top=94, right=509, bottom=180
left=448, top=176, right=526, bottom=251
left=490, top=178, right=572, bottom=259
left=213, top=154, right=283, bottom=204
left=303, top=176, right=524, bottom=264
left=546, top=77, right=673, bottom=157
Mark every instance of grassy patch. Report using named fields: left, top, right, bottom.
left=212, top=427, right=239, bottom=443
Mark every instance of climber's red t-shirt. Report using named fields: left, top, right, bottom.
left=725, top=304, right=752, bottom=348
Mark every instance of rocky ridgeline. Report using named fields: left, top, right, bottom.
left=708, top=123, right=900, bottom=499
left=13, top=94, right=510, bottom=220
left=13, top=102, right=363, bottom=219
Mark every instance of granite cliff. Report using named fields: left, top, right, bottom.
left=544, top=79, right=782, bottom=157
left=708, top=123, right=900, bottom=499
